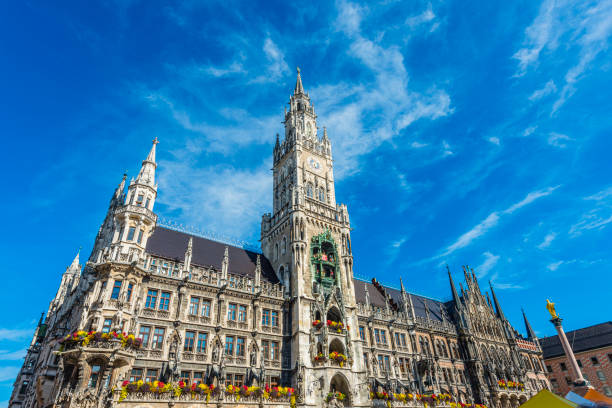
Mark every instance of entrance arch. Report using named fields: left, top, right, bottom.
left=329, top=373, right=351, bottom=406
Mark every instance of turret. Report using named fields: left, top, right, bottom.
left=110, top=139, right=159, bottom=263
left=489, top=281, right=506, bottom=321
left=447, top=265, right=461, bottom=309
left=522, top=308, right=537, bottom=340
left=51, top=250, right=81, bottom=311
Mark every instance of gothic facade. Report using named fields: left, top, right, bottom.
left=9, top=71, right=549, bottom=408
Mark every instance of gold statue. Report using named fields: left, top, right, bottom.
left=546, top=299, right=559, bottom=319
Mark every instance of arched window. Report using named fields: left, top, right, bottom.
left=318, top=188, right=325, bottom=202
left=282, top=237, right=287, bottom=255
left=306, top=183, right=313, bottom=198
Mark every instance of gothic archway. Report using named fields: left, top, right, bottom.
left=329, top=373, right=351, bottom=406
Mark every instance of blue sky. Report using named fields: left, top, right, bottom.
left=1, top=0, right=612, bottom=403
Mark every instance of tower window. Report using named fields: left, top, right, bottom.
left=159, top=292, right=171, bottom=311
left=136, top=194, right=144, bottom=205
left=138, top=326, right=151, bottom=347
left=152, top=327, right=165, bottom=349
left=102, top=318, right=112, bottom=333
left=145, top=198, right=150, bottom=208
left=127, top=227, right=136, bottom=241
left=145, top=290, right=158, bottom=309
left=110, top=280, right=122, bottom=299
left=318, top=188, right=325, bottom=202
left=306, top=183, right=313, bottom=198
left=126, top=283, right=133, bottom=302
left=137, top=229, right=144, bottom=244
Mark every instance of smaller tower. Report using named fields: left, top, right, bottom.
left=522, top=308, right=537, bottom=340
left=110, top=139, right=159, bottom=263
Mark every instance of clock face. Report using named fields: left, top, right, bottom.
left=308, top=157, right=321, bottom=171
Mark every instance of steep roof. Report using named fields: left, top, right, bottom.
left=146, top=226, right=279, bottom=283
left=540, top=321, right=612, bottom=359
left=353, top=278, right=451, bottom=323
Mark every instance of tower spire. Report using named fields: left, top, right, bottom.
left=67, top=248, right=81, bottom=274
left=136, top=138, right=158, bottom=186
left=489, top=281, right=506, bottom=320
left=522, top=308, right=537, bottom=340
left=294, top=67, right=304, bottom=95
left=447, top=265, right=461, bottom=307
left=114, top=173, right=127, bottom=201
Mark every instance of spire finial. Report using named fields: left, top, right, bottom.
left=522, top=308, right=537, bottom=340
left=489, top=281, right=506, bottom=320
left=294, top=67, right=304, bottom=94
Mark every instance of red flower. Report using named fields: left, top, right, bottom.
left=191, top=383, right=196, bottom=391
left=122, top=381, right=129, bottom=387
left=159, top=382, right=165, bottom=388
left=178, top=381, right=185, bottom=388
left=327, top=320, right=332, bottom=326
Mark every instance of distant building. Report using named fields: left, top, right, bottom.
left=541, top=321, right=612, bottom=397
left=9, top=70, right=549, bottom=408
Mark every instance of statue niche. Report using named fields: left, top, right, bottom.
left=311, top=230, right=339, bottom=292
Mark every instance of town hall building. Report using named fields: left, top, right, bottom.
left=9, top=70, right=549, bottom=408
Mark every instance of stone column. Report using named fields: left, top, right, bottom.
left=550, top=317, right=588, bottom=386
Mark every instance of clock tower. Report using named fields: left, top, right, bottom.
left=261, top=69, right=368, bottom=407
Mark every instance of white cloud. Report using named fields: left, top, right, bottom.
left=157, top=159, right=271, bottom=241
left=405, top=3, right=436, bottom=30
left=256, top=37, right=290, bottom=82
left=442, top=213, right=500, bottom=256
left=336, top=0, right=366, bottom=35
left=310, top=0, right=452, bottom=176
left=0, top=329, right=32, bottom=341
left=493, top=282, right=525, bottom=290
left=144, top=92, right=277, bottom=154
left=537, top=232, right=557, bottom=249
left=528, top=80, right=557, bottom=101
left=513, top=0, right=612, bottom=112
left=488, top=137, right=500, bottom=146
left=0, top=349, right=27, bottom=361
left=584, top=186, right=612, bottom=201
left=441, top=140, right=453, bottom=156
left=570, top=211, right=612, bottom=236
left=547, top=260, right=565, bottom=271
left=205, top=60, right=246, bottom=78
left=385, top=237, right=407, bottom=265
left=547, top=132, right=572, bottom=148
left=411, top=141, right=428, bottom=148
left=522, top=126, right=537, bottom=137
left=441, top=186, right=559, bottom=256
left=503, top=186, right=559, bottom=215
left=475, top=251, right=500, bottom=278
left=513, top=0, right=558, bottom=76
left=0, top=366, right=20, bottom=382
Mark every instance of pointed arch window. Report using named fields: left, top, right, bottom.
left=306, top=183, right=314, bottom=198
left=318, top=188, right=325, bottom=202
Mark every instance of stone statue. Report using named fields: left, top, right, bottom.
left=250, top=347, right=257, bottom=366
left=546, top=299, right=559, bottom=319
left=212, top=342, right=220, bottom=363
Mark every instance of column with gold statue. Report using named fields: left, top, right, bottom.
left=546, top=299, right=589, bottom=388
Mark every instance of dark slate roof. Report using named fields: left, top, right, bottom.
left=353, top=278, right=451, bottom=323
left=146, top=226, right=279, bottom=283
left=540, top=322, right=612, bottom=359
